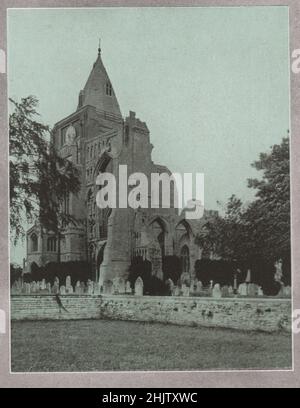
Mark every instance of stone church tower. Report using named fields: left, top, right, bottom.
left=26, top=46, right=215, bottom=285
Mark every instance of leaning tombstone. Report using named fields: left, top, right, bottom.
left=134, top=277, right=144, bottom=296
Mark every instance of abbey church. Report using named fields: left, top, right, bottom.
left=26, top=46, right=217, bottom=285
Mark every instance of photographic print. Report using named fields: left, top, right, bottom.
left=2, top=3, right=295, bottom=379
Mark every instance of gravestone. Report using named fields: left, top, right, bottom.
left=112, top=277, right=126, bottom=294
left=11, top=281, right=21, bottom=295
left=125, top=281, right=132, bottom=294
left=181, top=284, right=190, bottom=297
left=74, top=281, right=80, bottom=294
left=30, top=281, right=37, bottom=293
left=248, top=283, right=259, bottom=297
left=212, top=284, right=222, bottom=299
left=54, top=277, right=59, bottom=287
left=134, top=277, right=144, bottom=296
left=165, top=278, right=174, bottom=294
left=103, top=280, right=113, bottom=295
left=87, top=281, right=94, bottom=295
left=228, top=286, right=234, bottom=296
left=93, top=282, right=101, bottom=295
left=36, top=281, right=41, bottom=293
left=117, top=278, right=126, bottom=294
left=189, top=279, right=196, bottom=293
left=180, top=272, right=191, bottom=286
left=221, top=285, right=229, bottom=297
left=66, top=284, right=74, bottom=294
left=52, top=282, right=59, bottom=294
left=46, top=283, right=51, bottom=294
left=25, top=282, right=31, bottom=295
left=80, top=282, right=86, bottom=294
left=283, top=286, right=292, bottom=298
left=196, top=281, right=203, bottom=293
left=238, top=283, right=248, bottom=296
left=258, top=287, right=264, bottom=297
left=171, top=286, right=180, bottom=296
left=41, top=279, right=46, bottom=291
left=60, top=285, right=66, bottom=295
left=66, top=276, right=71, bottom=288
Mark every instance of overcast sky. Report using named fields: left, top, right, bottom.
left=8, top=7, right=290, bottom=264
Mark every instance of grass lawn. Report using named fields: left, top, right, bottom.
left=11, top=320, right=292, bottom=372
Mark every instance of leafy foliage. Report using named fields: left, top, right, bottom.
left=9, top=96, right=81, bottom=244
left=162, top=255, right=182, bottom=284
left=195, top=137, right=291, bottom=284
left=23, top=261, right=93, bottom=285
left=128, top=257, right=169, bottom=295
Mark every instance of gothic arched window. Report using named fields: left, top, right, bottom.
left=47, top=237, right=57, bottom=252
left=30, top=233, right=38, bottom=252
left=180, top=245, right=190, bottom=273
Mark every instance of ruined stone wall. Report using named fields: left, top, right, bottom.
left=11, top=295, right=291, bottom=333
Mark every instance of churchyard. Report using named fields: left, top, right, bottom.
left=11, top=274, right=292, bottom=299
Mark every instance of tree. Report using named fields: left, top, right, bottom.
left=195, top=137, right=290, bottom=268
left=246, top=137, right=290, bottom=261
left=195, top=196, right=249, bottom=262
left=9, top=96, right=81, bottom=250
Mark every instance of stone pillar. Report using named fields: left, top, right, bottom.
left=99, top=207, right=132, bottom=286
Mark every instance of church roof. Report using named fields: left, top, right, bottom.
left=78, top=47, right=122, bottom=117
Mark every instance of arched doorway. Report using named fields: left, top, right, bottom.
left=180, top=245, right=190, bottom=274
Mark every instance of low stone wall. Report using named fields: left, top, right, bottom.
left=11, top=295, right=292, bottom=332
left=11, top=295, right=102, bottom=321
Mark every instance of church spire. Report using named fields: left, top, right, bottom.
left=98, top=38, right=101, bottom=56
left=77, top=42, right=122, bottom=117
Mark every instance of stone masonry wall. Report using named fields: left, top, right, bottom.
left=11, top=295, right=291, bottom=332
left=11, top=295, right=102, bottom=321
